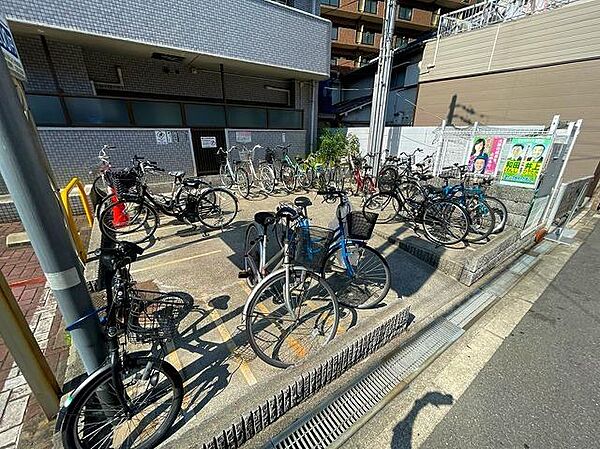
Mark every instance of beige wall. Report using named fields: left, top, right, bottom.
left=415, top=0, right=600, bottom=183
left=414, top=59, right=600, bottom=182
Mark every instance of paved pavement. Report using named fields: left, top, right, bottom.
left=420, top=219, right=600, bottom=449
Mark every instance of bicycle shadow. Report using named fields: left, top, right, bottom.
left=390, top=391, right=454, bottom=449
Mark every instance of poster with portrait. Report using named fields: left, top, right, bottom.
left=499, top=137, right=552, bottom=188
left=467, top=136, right=505, bottom=176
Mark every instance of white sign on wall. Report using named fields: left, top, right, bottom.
left=155, top=130, right=173, bottom=145
left=236, top=131, right=252, bottom=143
left=200, top=136, right=217, bottom=148
left=0, top=16, right=26, bottom=81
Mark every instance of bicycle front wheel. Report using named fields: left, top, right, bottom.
left=363, top=192, right=401, bottom=224
left=100, top=199, right=158, bottom=244
left=321, top=243, right=391, bottom=308
left=465, top=197, right=496, bottom=243
left=485, top=196, right=508, bottom=233
left=219, top=163, right=234, bottom=188
left=61, top=357, right=183, bottom=449
left=196, top=187, right=238, bottom=229
left=280, top=164, right=297, bottom=192
left=422, top=200, right=469, bottom=245
left=258, top=164, right=276, bottom=194
left=235, top=167, right=250, bottom=199
left=246, top=267, right=339, bottom=368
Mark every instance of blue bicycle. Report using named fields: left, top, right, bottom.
left=275, top=190, right=392, bottom=309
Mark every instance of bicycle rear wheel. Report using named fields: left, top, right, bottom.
left=321, top=242, right=391, bottom=308
left=422, top=200, right=469, bottom=245
left=485, top=196, right=508, bottom=233
left=100, top=199, right=158, bottom=244
left=219, top=163, right=234, bottom=188
left=363, top=192, right=401, bottom=223
left=196, top=187, right=238, bottom=229
left=61, top=357, right=183, bottom=449
left=377, top=166, right=397, bottom=192
left=280, top=164, right=297, bottom=192
left=258, top=164, right=276, bottom=194
left=465, top=197, right=496, bottom=243
left=246, top=267, right=339, bottom=368
left=244, top=224, right=261, bottom=288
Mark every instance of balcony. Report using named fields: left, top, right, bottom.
left=396, top=7, right=436, bottom=31
left=331, top=27, right=381, bottom=53
left=4, top=0, right=331, bottom=78
left=321, top=0, right=384, bottom=25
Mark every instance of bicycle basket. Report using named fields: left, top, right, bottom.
left=294, top=226, right=335, bottom=272
left=238, top=147, right=255, bottom=162
left=107, top=169, right=139, bottom=198
left=127, top=290, right=192, bottom=343
left=439, top=167, right=463, bottom=179
left=347, top=211, right=378, bottom=241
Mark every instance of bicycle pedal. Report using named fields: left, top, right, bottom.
left=238, top=271, right=251, bottom=279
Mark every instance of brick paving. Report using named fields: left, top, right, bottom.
left=0, top=221, right=88, bottom=449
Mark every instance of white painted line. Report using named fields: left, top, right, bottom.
left=130, top=250, right=221, bottom=274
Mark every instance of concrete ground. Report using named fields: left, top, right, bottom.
left=331, top=212, right=598, bottom=449
left=83, top=190, right=467, bottom=445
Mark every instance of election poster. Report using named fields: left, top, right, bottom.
left=499, top=137, right=552, bottom=188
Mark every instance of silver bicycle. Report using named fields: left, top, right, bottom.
left=218, top=146, right=251, bottom=198
left=235, top=145, right=276, bottom=196
left=242, top=206, right=340, bottom=368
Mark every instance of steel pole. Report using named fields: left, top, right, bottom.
left=0, top=55, right=106, bottom=373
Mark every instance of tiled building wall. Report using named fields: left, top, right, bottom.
left=3, top=0, right=330, bottom=76
left=225, top=129, right=307, bottom=161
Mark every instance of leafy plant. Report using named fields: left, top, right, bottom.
left=316, top=130, right=360, bottom=163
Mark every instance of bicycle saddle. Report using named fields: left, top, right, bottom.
left=254, top=211, right=276, bottom=227
left=168, top=171, right=185, bottom=178
left=98, top=242, right=144, bottom=271
left=294, top=196, right=312, bottom=208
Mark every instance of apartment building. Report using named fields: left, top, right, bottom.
left=0, top=0, right=329, bottom=212
left=321, top=0, right=474, bottom=74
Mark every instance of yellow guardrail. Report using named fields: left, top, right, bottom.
left=60, top=177, right=94, bottom=262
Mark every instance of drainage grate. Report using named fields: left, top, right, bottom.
left=447, top=289, right=498, bottom=328
left=269, top=320, right=463, bottom=449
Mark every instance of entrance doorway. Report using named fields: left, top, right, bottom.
left=191, top=129, right=226, bottom=175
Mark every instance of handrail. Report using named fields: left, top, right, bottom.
left=60, top=178, right=94, bottom=262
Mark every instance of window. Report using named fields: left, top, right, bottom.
left=184, top=104, right=226, bottom=127
left=27, top=95, right=67, bottom=126
left=132, top=101, right=182, bottom=126
left=226, top=106, right=267, bottom=128
left=362, top=0, right=378, bottom=14
left=65, top=97, right=130, bottom=125
left=267, top=109, right=302, bottom=129
left=320, top=0, right=339, bottom=6
left=395, top=35, right=410, bottom=48
left=331, top=26, right=338, bottom=41
left=398, top=7, right=413, bottom=21
left=361, top=31, right=375, bottom=45
left=330, top=56, right=339, bottom=66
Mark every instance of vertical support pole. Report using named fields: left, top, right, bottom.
left=0, top=272, right=60, bottom=419
left=367, top=0, right=398, bottom=176
left=0, top=54, right=106, bottom=374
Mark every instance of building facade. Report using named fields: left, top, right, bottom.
left=0, top=0, right=330, bottom=202
left=321, top=0, right=474, bottom=75
left=414, top=0, right=600, bottom=189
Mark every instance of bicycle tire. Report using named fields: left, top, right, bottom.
left=246, top=267, right=339, bottom=368
left=219, top=163, right=234, bottom=188
left=92, top=176, right=108, bottom=203
left=235, top=167, right=250, bottom=199
left=485, top=196, right=508, bottom=233
left=464, top=197, right=496, bottom=243
left=321, top=243, right=391, bottom=309
left=258, top=164, right=276, bottom=194
left=100, top=198, right=159, bottom=244
left=244, top=224, right=261, bottom=288
left=422, top=200, right=469, bottom=245
left=398, top=180, right=427, bottom=221
left=363, top=192, right=401, bottom=223
left=61, top=356, right=183, bottom=449
left=196, top=187, right=238, bottom=230
left=362, top=176, right=376, bottom=197
left=377, top=166, right=397, bottom=192
left=280, top=164, right=297, bottom=192
left=298, top=170, right=311, bottom=191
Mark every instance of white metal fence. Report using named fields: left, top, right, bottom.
left=438, top=0, right=581, bottom=38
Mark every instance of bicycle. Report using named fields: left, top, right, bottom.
left=100, top=159, right=238, bottom=243
left=59, top=242, right=190, bottom=449
left=235, top=145, right=276, bottom=196
left=270, top=144, right=312, bottom=192
left=217, top=146, right=251, bottom=199
left=242, top=206, right=340, bottom=368
left=347, top=154, right=377, bottom=199
left=364, top=177, right=470, bottom=246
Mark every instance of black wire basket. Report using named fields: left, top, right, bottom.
left=107, top=169, right=140, bottom=198
left=127, top=290, right=192, bottom=343
left=346, top=211, right=378, bottom=241
left=294, top=226, right=335, bottom=272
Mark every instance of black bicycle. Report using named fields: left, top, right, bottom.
left=59, top=242, right=191, bottom=449
left=99, top=159, right=238, bottom=243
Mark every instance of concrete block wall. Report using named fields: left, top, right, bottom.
left=4, top=0, right=330, bottom=76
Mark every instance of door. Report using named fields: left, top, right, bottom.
left=190, top=129, right=226, bottom=175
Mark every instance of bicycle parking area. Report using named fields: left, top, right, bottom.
left=78, top=192, right=468, bottom=445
